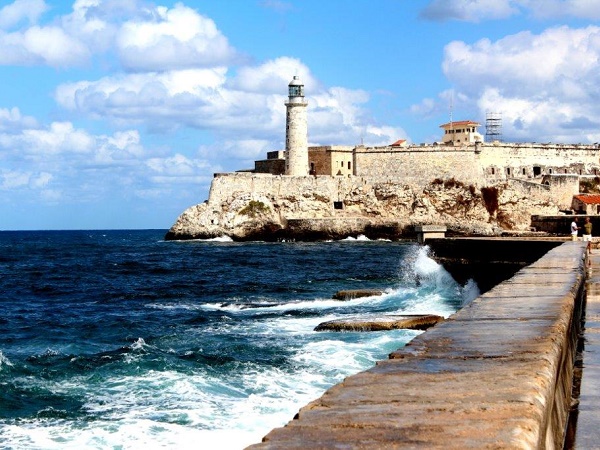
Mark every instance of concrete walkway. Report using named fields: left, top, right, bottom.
left=574, top=251, right=600, bottom=449
left=248, top=242, right=588, bottom=449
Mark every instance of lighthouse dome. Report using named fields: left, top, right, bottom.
left=288, top=76, right=304, bottom=98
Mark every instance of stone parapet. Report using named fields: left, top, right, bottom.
left=246, top=241, right=587, bottom=449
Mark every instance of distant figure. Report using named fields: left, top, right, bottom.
left=584, top=217, right=593, bottom=254
left=571, top=217, right=580, bottom=241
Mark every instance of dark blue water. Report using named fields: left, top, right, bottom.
left=0, top=230, right=474, bottom=449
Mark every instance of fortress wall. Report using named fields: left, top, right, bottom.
left=308, top=148, right=333, bottom=176
left=478, top=143, right=600, bottom=179
left=209, top=173, right=372, bottom=212
left=354, top=147, right=482, bottom=186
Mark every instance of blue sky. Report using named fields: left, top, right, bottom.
left=1, top=0, right=600, bottom=230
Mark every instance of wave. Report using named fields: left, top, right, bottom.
left=0, top=350, right=13, bottom=371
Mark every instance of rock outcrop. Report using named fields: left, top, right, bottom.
left=332, top=289, right=384, bottom=300
left=314, top=314, right=444, bottom=332
left=165, top=173, right=562, bottom=241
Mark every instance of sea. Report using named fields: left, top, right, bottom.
left=0, top=230, right=479, bottom=450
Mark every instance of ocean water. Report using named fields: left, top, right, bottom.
left=0, top=230, right=478, bottom=450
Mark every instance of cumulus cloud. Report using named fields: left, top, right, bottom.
left=0, top=0, right=47, bottom=29
left=420, top=0, right=600, bottom=22
left=0, top=0, right=239, bottom=70
left=146, top=153, right=215, bottom=184
left=524, top=0, right=600, bottom=20
left=116, top=3, right=240, bottom=71
left=0, top=117, right=217, bottom=205
left=0, top=25, right=91, bottom=67
left=54, top=55, right=403, bottom=151
left=0, top=107, right=38, bottom=131
left=434, top=25, right=600, bottom=142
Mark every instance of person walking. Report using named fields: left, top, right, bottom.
left=584, top=217, right=593, bottom=254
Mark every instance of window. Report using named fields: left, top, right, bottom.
left=491, top=168, right=495, bottom=175
left=333, top=201, right=343, bottom=210
left=348, top=161, right=351, bottom=170
left=340, top=161, right=344, bottom=167
left=506, top=168, right=511, bottom=175
left=289, top=85, right=303, bottom=97
left=522, top=168, right=526, bottom=175
left=533, top=166, right=541, bottom=176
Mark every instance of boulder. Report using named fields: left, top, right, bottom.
left=332, top=289, right=384, bottom=300
left=314, top=314, right=444, bottom=332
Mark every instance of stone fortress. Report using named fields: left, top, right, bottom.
left=166, top=76, right=600, bottom=241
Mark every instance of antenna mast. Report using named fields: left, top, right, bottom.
left=450, top=91, right=454, bottom=143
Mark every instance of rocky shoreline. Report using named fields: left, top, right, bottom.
left=165, top=175, right=563, bottom=242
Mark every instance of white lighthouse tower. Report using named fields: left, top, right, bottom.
left=285, top=76, right=308, bottom=176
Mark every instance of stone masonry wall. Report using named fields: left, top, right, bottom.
left=354, top=146, right=482, bottom=186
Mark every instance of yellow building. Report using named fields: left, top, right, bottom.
left=440, top=120, right=483, bottom=145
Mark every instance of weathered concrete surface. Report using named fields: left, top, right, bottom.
left=314, top=314, right=444, bottom=332
left=573, top=253, right=600, bottom=449
left=247, top=242, right=586, bottom=449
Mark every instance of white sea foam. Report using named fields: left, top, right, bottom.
left=341, top=234, right=370, bottom=241
left=205, top=235, right=234, bottom=242
left=0, top=350, right=13, bottom=370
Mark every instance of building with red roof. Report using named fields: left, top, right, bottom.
left=572, top=194, right=600, bottom=215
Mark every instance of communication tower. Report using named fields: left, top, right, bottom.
left=485, top=112, right=502, bottom=142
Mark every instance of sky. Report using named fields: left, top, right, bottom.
left=2, top=0, right=600, bottom=230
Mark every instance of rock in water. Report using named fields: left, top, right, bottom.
left=332, top=289, right=384, bottom=300
left=314, top=314, right=444, bottom=332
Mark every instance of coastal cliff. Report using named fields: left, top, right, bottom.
left=165, top=173, right=562, bottom=241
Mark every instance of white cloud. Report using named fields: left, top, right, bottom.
left=421, top=0, right=600, bottom=22
left=0, top=25, right=90, bottom=67
left=55, top=55, right=402, bottom=150
left=0, top=1, right=239, bottom=70
left=0, top=0, right=47, bottom=29
left=146, top=153, right=216, bottom=185
left=0, top=170, right=30, bottom=189
left=435, top=26, right=600, bottom=142
left=30, top=171, right=52, bottom=188
left=524, top=0, right=600, bottom=20
left=0, top=107, right=38, bottom=131
left=420, top=0, right=519, bottom=22
left=229, top=57, right=316, bottom=94
left=22, top=122, right=95, bottom=154
left=116, top=3, right=239, bottom=71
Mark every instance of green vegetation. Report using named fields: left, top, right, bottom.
left=239, top=200, right=270, bottom=218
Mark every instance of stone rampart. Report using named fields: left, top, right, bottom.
left=347, top=142, right=599, bottom=189
left=247, top=241, right=587, bottom=449
left=354, top=146, right=482, bottom=185
left=478, top=142, right=600, bottom=182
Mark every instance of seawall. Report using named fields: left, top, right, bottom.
left=247, top=240, right=587, bottom=449
left=425, top=237, right=565, bottom=293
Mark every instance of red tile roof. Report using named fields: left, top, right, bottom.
left=391, top=139, right=406, bottom=146
left=574, top=194, right=600, bottom=204
left=439, top=120, right=480, bottom=128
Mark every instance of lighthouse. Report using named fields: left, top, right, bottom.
left=285, top=76, right=308, bottom=176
